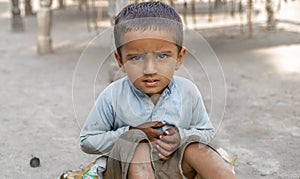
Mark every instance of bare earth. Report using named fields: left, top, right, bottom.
left=0, top=1, right=299, bottom=179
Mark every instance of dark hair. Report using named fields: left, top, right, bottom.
left=114, top=1, right=183, bottom=56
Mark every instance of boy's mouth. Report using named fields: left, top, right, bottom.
left=143, top=79, right=159, bottom=87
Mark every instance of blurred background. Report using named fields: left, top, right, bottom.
left=0, top=0, right=299, bottom=178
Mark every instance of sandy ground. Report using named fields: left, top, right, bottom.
left=0, top=0, right=300, bottom=178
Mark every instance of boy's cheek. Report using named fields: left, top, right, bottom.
left=124, top=64, right=143, bottom=73
left=125, top=69, right=143, bottom=82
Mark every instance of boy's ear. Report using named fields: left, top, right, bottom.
left=114, top=50, right=126, bottom=73
left=175, top=48, right=186, bottom=70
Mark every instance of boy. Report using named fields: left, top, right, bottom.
left=80, top=2, right=235, bottom=179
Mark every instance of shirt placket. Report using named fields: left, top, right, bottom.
left=151, top=94, right=169, bottom=122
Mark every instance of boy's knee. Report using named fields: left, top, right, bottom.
left=128, top=141, right=154, bottom=179
left=182, top=143, right=217, bottom=171
left=131, top=141, right=152, bottom=163
left=109, top=129, right=149, bottom=163
left=119, top=129, right=148, bottom=143
left=183, top=143, right=236, bottom=179
left=184, top=143, right=211, bottom=157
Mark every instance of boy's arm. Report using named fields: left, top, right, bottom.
left=177, top=87, right=215, bottom=143
left=177, top=116, right=215, bottom=143
left=80, top=94, right=130, bottom=154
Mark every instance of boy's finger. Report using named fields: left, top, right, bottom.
left=159, top=133, right=178, bottom=144
left=157, top=144, right=173, bottom=157
left=151, top=121, right=166, bottom=128
left=163, top=127, right=178, bottom=135
left=158, top=153, right=171, bottom=161
left=150, top=128, right=164, bottom=137
left=157, top=139, right=177, bottom=152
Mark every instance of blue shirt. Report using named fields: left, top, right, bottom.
left=80, top=76, right=215, bottom=155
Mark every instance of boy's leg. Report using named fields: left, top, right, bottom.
left=127, top=141, right=155, bottom=179
left=182, top=143, right=235, bottom=179
left=103, top=129, right=154, bottom=179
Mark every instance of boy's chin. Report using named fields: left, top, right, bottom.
left=138, top=88, right=164, bottom=96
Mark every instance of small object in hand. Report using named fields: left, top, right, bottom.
left=30, top=156, right=40, bottom=168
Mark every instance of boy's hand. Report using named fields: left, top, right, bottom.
left=156, top=127, right=180, bottom=160
left=130, top=121, right=165, bottom=142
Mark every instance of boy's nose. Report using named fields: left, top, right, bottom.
left=143, top=57, right=158, bottom=75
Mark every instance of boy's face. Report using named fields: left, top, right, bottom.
left=114, top=30, right=186, bottom=97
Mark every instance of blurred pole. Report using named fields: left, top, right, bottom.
left=215, top=0, right=222, bottom=8
left=108, top=0, right=128, bottom=24
left=239, top=0, right=244, bottom=33
left=208, top=0, right=213, bottom=22
left=37, top=0, right=53, bottom=54
left=266, top=0, right=275, bottom=30
left=183, top=0, right=187, bottom=24
left=11, top=0, right=24, bottom=32
left=231, top=0, right=235, bottom=17
left=58, top=0, right=64, bottom=9
left=247, top=0, right=253, bottom=38
left=25, top=0, right=34, bottom=15
left=191, top=0, right=196, bottom=24
left=169, top=0, right=174, bottom=7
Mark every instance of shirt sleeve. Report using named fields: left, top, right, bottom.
left=80, top=93, right=130, bottom=154
left=177, top=83, right=215, bottom=143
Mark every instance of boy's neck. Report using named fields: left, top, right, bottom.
left=150, top=94, right=161, bottom=105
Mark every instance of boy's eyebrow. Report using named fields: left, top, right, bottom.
left=126, top=53, right=143, bottom=57
left=126, top=51, right=174, bottom=56
left=155, top=50, right=173, bottom=54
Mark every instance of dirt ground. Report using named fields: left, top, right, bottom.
left=0, top=1, right=299, bottom=179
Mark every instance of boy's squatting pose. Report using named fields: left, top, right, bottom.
left=80, top=2, right=235, bottom=179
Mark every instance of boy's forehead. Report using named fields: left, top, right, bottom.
left=120, top=30, right=177, bottom=46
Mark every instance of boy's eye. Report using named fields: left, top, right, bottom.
left=130, top=55, right=144, bottom=61
left=156, top=53, right=169, bottom=60
left=128, top=53, right=170, bottom=61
